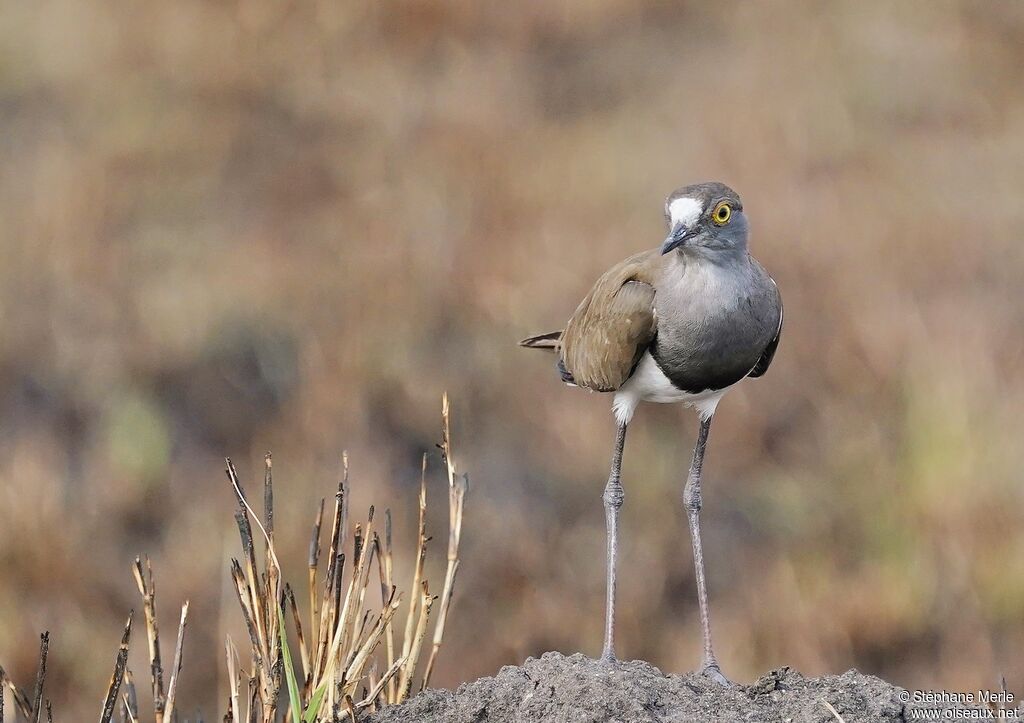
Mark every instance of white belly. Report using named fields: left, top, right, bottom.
left=612, top=352, right=729, bottom=426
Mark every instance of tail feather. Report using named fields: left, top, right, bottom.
left=518, top=330, right=563, bottom=350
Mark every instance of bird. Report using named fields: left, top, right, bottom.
left=520, top=182, right=782, bottom=685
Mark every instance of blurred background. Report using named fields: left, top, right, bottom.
left=2, top=0, right=1024, bottom=717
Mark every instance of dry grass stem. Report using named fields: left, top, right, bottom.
left=379, top=510, right=397, bottom=703
left=162, top=601, right=190, bottom=722
left=285, top=585, right=311, bottom=682
left=226, top=457, right=284, bottom=722
left=99, top=612, right=134, bottom=723
left=225, top=637, right=241, bottom=722
left=308, top=497, right=325, bottom=650
left=30, top=632, right=48, bottom=723
left=422, top=392, right=468, bottom=689
left=399, top=454, right=429, bottom=693
left=121, top=668, right=139, bottom=723
left=120, top=692, right=139, bottom=723
left=401, top=583, right=435, bottom=703
left=131, top=556, right=166, bottom=720
left=0, top=664, right=32, bottom=719
left=821, top=697, right=847, bottom=722
left=263, top=453, right=274, bottom=544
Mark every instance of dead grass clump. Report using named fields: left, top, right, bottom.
left=0, top=395, right=467, bottom=722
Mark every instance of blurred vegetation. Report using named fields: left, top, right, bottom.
left=1, top=0, right=1023, bottom=718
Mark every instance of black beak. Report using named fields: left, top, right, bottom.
left=661, top=222, right=690, bottom=255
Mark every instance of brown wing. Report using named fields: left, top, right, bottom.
left=560, top=251, right=659, bottom=392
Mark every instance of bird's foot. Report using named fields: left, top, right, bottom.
left=700, top=661, right=732, bottom=687
left=599, top=649, right=618, bottom=665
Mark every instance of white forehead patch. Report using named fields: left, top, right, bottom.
left=668, top=197, right=702, bottom=227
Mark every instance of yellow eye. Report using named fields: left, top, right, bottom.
left=712, top=202, right=732, bottom=226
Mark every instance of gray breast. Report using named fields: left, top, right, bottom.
left=650, top=254, right=780, bottom=394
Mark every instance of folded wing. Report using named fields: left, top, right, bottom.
left=561, top=251, right=658, bottom=393
left=747, top=278, right=783, bottom=378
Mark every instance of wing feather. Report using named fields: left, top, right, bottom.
left=747, top=277, right=783, bottom=378
left=561, top=251, right=658, bottom=392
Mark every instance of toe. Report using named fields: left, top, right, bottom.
left=700, top=663, right=732, bottom=687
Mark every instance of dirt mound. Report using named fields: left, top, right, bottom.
left=366, top=652, right=974, bottom=723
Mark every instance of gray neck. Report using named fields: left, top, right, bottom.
left=677, top=245, right=749, bottom=267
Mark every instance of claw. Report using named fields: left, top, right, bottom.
left=700, top=662, right=732, bottom=687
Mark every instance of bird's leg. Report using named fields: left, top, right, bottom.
left=682, top=414, right=730, bottom=686
left=601, top=421, right=628, bottom=662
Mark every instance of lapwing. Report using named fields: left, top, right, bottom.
left=521, top=182, right=783, bottom=684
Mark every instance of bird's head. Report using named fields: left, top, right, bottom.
left=661, top=182, right=748, bottom=256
